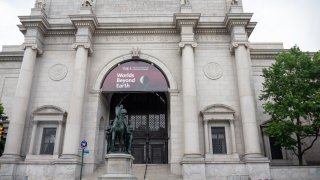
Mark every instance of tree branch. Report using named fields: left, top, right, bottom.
left=301, top=129, right=320, bottom=156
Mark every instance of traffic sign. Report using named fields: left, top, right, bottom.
left=80, top=140, right=87, bottom=149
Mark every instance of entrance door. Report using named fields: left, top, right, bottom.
left=109, top=93, right=168, bottom=164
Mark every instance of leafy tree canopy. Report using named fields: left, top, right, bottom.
left=260, top=46, right=320, bottom=165
left=0, top=103, right=4, bottom=117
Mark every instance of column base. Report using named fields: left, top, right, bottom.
left=181, top=155, right=205, bottom=180
left=58, top=154, right=81, bottom=164
left=0, top=154, right=23, bottom=163
left=182, top=154, right=204, bottom=163
left=243, top=153, right=269, bottom=163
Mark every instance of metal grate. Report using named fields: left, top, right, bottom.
left=40, top=128, right=56, bottom=155
left=211, top=127, right=227, bottom=154
left=110, top=93, right=168, bottom=164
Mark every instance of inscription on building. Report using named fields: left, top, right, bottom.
left=97, top=35, right=227, bottom=43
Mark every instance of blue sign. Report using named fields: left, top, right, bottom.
left=80, top=140, right=87, bottom=148
left=79, top=149, right=90, bottom=154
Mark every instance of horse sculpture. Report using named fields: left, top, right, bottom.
left=107, top=105, right=133, bottom=153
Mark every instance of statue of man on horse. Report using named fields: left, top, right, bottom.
left=106, top=105, right=133, bottom=154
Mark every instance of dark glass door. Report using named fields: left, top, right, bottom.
left=110, top=93, right=168, bottom=164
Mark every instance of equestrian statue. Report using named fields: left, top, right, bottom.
left=106, top=105, right=133, bottom=154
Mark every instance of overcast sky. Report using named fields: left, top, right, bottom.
left=0, top=0, right=319, bottom=52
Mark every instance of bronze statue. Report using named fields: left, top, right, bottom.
left=106, top=105, right=133, bottom=154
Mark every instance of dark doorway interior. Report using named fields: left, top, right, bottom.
left=109, top=92, right=168, bottom=164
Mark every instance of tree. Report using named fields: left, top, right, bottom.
left=260, top=46, right=320, bottom=165
left=0, top=102, right=3, bottom=117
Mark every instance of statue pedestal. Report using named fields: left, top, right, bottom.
left=98, top=153, right=137, bottom=180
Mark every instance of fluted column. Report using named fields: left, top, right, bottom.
left=233, top=43, right=262, bottom=158
left=179, top=42, right=200, bottom=156
left=61, top=44, right=89, bottom=159
left=2, top=45, right=38, bottom=160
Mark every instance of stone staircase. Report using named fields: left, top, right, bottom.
left=83, top=164, right=182, bottom=180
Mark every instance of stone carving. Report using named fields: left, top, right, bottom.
left=48, top=64, right=68, bottom=81
left=106, top=105, right=133, bottom=154
left=131, top=47, right=141, bottom=58
left=232, top=0, right=239, bottom=5
left=35, top=0, right=46, bottom=9
left=181, top=0, right=190, bottom=5
left=203, top=62, right=223, bottom=80
left=82, top=0, right=93, bottom=7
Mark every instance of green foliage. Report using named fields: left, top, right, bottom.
left=260, top=46, right=320, bottom=165
left=0, top=103, right=4, bottom=117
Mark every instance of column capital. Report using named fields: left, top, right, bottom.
left=229, top=41, right=250, bottom=54
left=179, top=42, right=198, bottom=48
left=22, top=43, right=43, bottom=55
left=72, top=43, right=93, bottom=54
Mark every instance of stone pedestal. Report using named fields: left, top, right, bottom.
left=98, top=154, right=137, bottom=180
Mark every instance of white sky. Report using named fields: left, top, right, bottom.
left=0, top=0, right=319, bottom=52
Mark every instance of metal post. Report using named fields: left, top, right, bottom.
left=80, top=149, right=84, bottom=180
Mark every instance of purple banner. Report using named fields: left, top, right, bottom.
left=102, top=61, right=168, bottom=92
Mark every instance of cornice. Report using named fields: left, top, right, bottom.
left=69, top=14, right=98, bottom=34
left=250, top=49, right=284, bottom=59
left=195, top=29, right=228, bottom=34
left=18, top=14, right=50, bottom=34
left=0, top=52, right=24, bottom=62
left=246, top=22, right=257, bottom=37
left=174, top=13, right=201, bottom=30
left=46, top=30, right=76, bottom=36
left=224, top=13, right=254, bottom=32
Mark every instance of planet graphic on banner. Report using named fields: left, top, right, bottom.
left=140, top=75, right=150, bottom=85
left=139, top=75, right=150, bottom=90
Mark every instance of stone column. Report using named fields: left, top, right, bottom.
left=204, top=120, right=210, bottom=154
left=2, top=45, right=38, bottom=160
left=233, top=43, right=262, bottom=158
left=61, top=44, right=89, bottom=159
left=28, top=121, right=38, bottom=155
left=175, top=12, right=201, bottom=160
left=179, top=42, right=200, bottom=156
left=54, top=121, right=63, bottom=155
left=230, top=120, right=237, bottom=153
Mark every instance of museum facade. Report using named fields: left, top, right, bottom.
left=0, top=0, right=319, bottom=179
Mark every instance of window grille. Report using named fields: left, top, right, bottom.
left=40, top=128, right=56, bottom=155
left=211, top=127, right=227, bottom=154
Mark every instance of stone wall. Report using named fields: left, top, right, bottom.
left=271, top=166, right=320, bottom=180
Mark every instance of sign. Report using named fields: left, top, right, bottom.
left=101, top=61, right=169, bottom=92
left=80, top=140, right=87, bottom=149
left=79, top=149, right=90, bottom=154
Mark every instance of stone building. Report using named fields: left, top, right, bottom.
left=0, top=0, right=319, bottom=179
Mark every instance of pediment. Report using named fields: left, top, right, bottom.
left=33, top=105, right=67, bottom=116
left=201, top=104, right=235, bottom=121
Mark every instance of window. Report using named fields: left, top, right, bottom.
left=269, top=137, right=283, bottom=159
left=211, top=127, right=227, bottom=154
left=40, top=128, right=56, bottom=155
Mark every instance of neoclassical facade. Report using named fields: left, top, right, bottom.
left=0, top=0, right=319, bottom=180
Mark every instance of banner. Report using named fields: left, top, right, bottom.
left=101, top=61, right=168, bottom=92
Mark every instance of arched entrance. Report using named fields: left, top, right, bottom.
left=101, top=60, right=170, bottom=164
left=110, top=93, right=168, bottom=164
